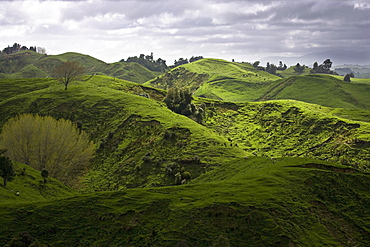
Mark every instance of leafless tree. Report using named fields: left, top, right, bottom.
left=53, top=61, right=84, bottom=90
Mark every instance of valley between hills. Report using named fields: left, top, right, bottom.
left=0, top=50, right=370, bottom=246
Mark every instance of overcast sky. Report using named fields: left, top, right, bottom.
left=1, top=0, right=369, bottom=65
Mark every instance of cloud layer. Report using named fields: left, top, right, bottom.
left=1, top=0, right=369, bottom=64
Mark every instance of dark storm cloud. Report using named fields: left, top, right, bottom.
left=1, top=0, right=369, bottom=63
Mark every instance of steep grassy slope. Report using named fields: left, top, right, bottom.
left=203, top=100, right=370, bottom=171
left=0, top=162, right=76, bottom=203
left=145, top=58, right=281, bottom=101
left=0, top=157, right=369, bottom=246
left=0, top=51, right=161, bottom=83
left=0, top=76, right=244, bottom=191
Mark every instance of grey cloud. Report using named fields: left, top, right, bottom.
left=1, top=0, right=369, bottom=64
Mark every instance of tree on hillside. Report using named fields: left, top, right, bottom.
left=0, top=150, right=15, bottom=187
left=343, top=74, right=351, bottom=82
left=322, top=59, right=332, bottom=71
left=294, top=63, right=305, bottom=73
left=37, top=47, right=47, bottom=55
left=164, top=87, right=206, bottom=124
left=277, top=61, right=287, bottom=71
left=53, top=61, right=84, bottom=90
left=311, top=59, right=334, bottom=74
left=41, top=169, right=49, bottom=184
left=0, top=114, right=95, bottom=186
left=123, top=53, right=168, bottom=72
left=189, top=56, right=204, bottom=63
left=252, top=61, right=260, bottom=68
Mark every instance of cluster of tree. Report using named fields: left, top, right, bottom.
left=252, top=61, right=287, bottom=75
left=0, top=114, right=95, bottom=186
left=311, top=59, right=336, bottom=74
left=294, top=63, right=307, bottom=73
left=120, top=53, right=168, bottom=72
left=170, top=56, right=204, bottom=68
left=164, top=87, right=206, bottom=124
left=0, top=43, right=46, bottom=56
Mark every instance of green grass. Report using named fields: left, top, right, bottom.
left=1, top=74, right=370, bottom=246
left=257, top=74, right=370, bottom=110
left=0, top=157, right=369, bottom=246
left=0, top=162, right=75, bottom=203
left=203, top=99, right=370, bottom=171
left=145, top=59, right=281, bottom=101
left=0, top=76, right=244, bottom=191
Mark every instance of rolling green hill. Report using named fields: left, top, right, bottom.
left=0, top=76, right=244, bottom=191
left=257, top=74, right=370, bottom=110
left=146, top=59, right=370, bottom=110
left=0, top=50, right=161, bottom=83
left=145, top=58, right=281, bottom=101
left=1, top=73, right=370, bottom=246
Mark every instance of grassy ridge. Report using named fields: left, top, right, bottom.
left=0, top=51, right=161, bottom=83
left=0, top=157, right=369, bottom=246
left=146, top=59, right=370, bottom=110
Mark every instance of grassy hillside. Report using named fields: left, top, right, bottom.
left=257, top=74, right=370, bottom=110
left=145, top=58, right=281, bottom=101
left=0, top=76, right=244, bottom=191
left=1, top=76, right=370, bottom=246
left=203, top=99, right=370, bottom=171
left=0, top=157, right=369, bottom=246
left=0, top=162, right=76, bottom=203
left=145, top=59, right=370, bottom=110
left=0, top=50, right=161, bottom=83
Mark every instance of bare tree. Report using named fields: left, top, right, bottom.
left=36, top=47, right=47, bottom=55
left=0, top=114, right=95, bottom=186
left=53, top=61, right=84, bottom=90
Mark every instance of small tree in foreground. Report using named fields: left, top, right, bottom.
left=0, top=150, right=15, bottom=187
left=41, top=169, right=49, bottom=184
left=53, top=61, right=84, bottom=90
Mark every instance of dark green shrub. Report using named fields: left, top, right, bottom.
left=182, top=171, right=192, bottom=180
left=212, top=235, right=230, bottom=247
left=41, top=169, right=49, bottom=184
